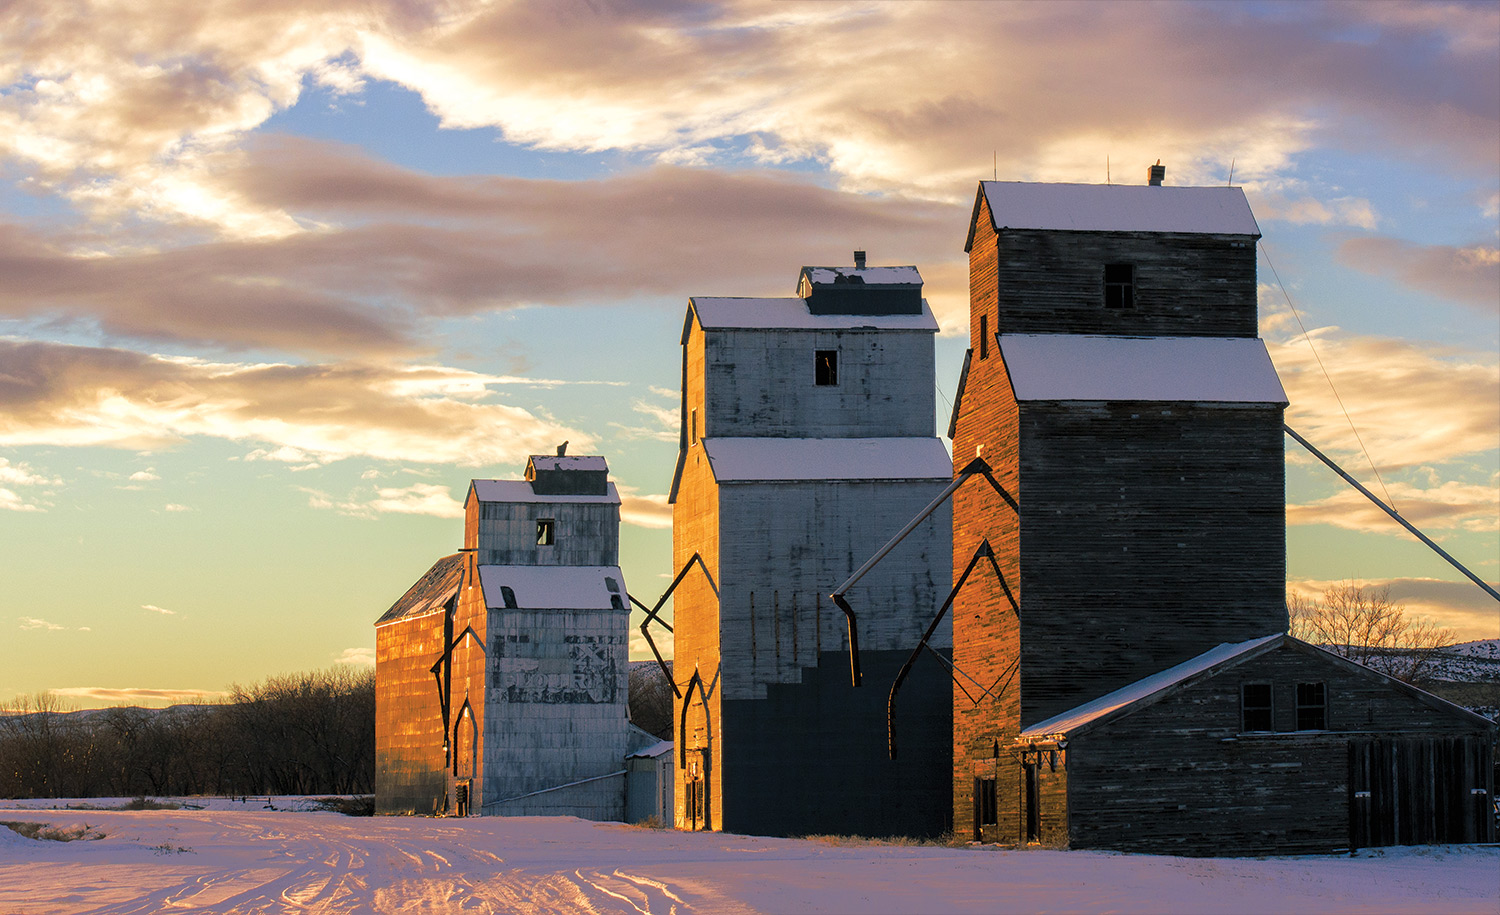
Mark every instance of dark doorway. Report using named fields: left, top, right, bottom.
left=1349, top=737, right=1494, bottom=848
left=1024, top=760, right=1041, bottom=843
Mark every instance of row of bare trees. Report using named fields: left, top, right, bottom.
left=1289, top=583, right=1456, bottom=684
left=0, top=667, right=374, bottom=799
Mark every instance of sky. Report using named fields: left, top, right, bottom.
left=1, top=0, right=1496, bottom=708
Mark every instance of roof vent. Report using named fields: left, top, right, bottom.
left=1147, top=161, right=1165, bottom=187
left=853, top=250, right=866, bottom=269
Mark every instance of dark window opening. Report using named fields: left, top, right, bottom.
left=975, top=777, right=998, bottom=827
left=536, top=519, right=555, bottom=546
left=1104, top=263, right=1134, bottom=309
left=815, top=350, right=838, bottom=386
left=1024, top=761, right=1041, bottom=842
left=979, top=314, right=989, bottom=359
left=1296, top=682, right=1327, bottom=730
left=500, top=586, right=518, bottom=609
left=610, top=594, right=625, bottom=610
left=690, top=408, right=698, bottom=444
left=605, top=576, right=619, bottom=593
left=1242, top=682, right=1273, bottom=731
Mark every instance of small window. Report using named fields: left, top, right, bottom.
left=975, top=777, right=998, bottom=826
left=1104, top=263, right=1134, bottom=309
left=979, top=314, right=988, bottom=360
left=690, top=408, right=698, bottom=444
left=1296, top=682, right=1327, bottom=730
left=499, top=586, right=518, bottom=609
left=536, top=519, right=555, bottom=546
left=815, top=350, right=838, bottom=386
left=1241, top=682, right=1273, bottom=731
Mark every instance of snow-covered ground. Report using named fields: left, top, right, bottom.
left=1, top=801, right=1496, bottom=914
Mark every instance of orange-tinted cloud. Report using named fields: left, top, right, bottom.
left=1336, top=237, right=1500, bottom=314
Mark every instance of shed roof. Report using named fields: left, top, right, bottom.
left=375, top=553, right=464, bottom=626
left=685, top=297, right=938, bottom=337
left=999, top=334, right=1288, bottom=404
left=528, top=455, right=607, bottom=473
left=975, top=181, right=1260, bottom=238
left=700, top=436, right=951, bottom=483
left=626, top=739, right=675, bottom=760
left=468, top=480, right=621, bottom=505
left=478, top=564, right=627, bottom=611
left=1020, top=634, right=1497, bottom=741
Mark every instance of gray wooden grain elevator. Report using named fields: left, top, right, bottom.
left=669, top=255, right=954, bottom=836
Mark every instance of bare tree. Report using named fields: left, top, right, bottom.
left=1288, top=582, right=1455, bottom=684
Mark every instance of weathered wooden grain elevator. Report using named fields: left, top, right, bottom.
left=375, top=454, right=648, bottom=819
left=669, top=255, right=954, bottom=836
left=946, top=171, right=1494, bottom=854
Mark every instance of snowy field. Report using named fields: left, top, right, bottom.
left=1, top=799, right=1496, bottom=914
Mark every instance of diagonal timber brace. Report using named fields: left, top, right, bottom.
left=888, top=538, right=1019, bottom=759
left=1285, top=425, right=1498, bottom=603
left=829, top=457, right=1019, bottom=688
left=629, top=552, right=719, bottom=699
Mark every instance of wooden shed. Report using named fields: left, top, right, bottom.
left=1004, top=634, right=1496, bottom=855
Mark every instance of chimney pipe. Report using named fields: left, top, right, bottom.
left=1147, top=161, right=1165, bottom=186
left=853, top=250, right=866, bottom=269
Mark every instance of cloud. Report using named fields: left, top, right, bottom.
left=141, top=604, right=175, bottom=615
left=0, top=457, right=59, bottom=512
left=1288, top=577, right=1499, bottom=642
left=18, top=617, right=64, bottom=631
left=301, top=482, right=464, bottom=519
left=334, top=647, right=375, bottom=666
left=630, top=624, right=674, bottom=663
left=1287, top=477, right=1499, bottom=535
left=1335, top=237, right=1500, bottom=313
left=128, top=469, right=160, bottom=481
left=618, top=486, right=672, bottom=530
left=48, top=687, right=229, bottom=706
left=0, top=339, right=588, bottom=467
left=1251, top=192, right=1378, bottom=230
left=164, top=503, right=192, bottom=512
left=1270, top=330, right=1500, bottom=470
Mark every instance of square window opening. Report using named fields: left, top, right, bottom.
left=1241, top=682, right=1273, bottom=732
left=815, top=350, right=838, bottom=386
left=1104, top=263, right=1134, bottom=309
left=536, top=519, right=555, bottom=546
left=1296, top=682, right=1327, bottom=730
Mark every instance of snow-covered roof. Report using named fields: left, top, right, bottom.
left=700, top=437, right=951, bottom=483
left=978, top=181, right=1260, bottom=236
left=801, top=266, right=922, bottom=286
left=999, top=334, right=1288, bottom=404
left=626, top=739, right=674, bottom=760
left=469, top=480, right=621, bottom=505
left=528, top=455, right=607, bottom=473
left=478, top=565, right=628, bottom=611
left=688, top=297, right=939, bottom=333
left=1020, top=635, right=1283, bottom=739
left=375, top=553, right=464, bottom=626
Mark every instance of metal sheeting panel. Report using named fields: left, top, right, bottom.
left=1000, top=333, right=1289, bottom=404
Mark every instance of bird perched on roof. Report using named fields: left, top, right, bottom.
left=557, top=441, right=568, bottom=456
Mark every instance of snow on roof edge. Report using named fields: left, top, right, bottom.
left=1019, top=634, right=1283, bottom=739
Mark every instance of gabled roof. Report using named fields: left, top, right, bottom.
left=467, top=480, right=621, bottom=505
left=478, top=564, right=627, bottom=611
left=999, top=334, right=1288, bottom=404
left=1019, top=634, right=1497, bottom=741
left=375, top=553, right=464, bottom=626
left=683, top=297, right=938, bottom=340
left=699, top=436, right=952, bottom=483
left=969, top=181, right=1260, bottom=251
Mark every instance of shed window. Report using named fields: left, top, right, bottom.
left=975, top=777, right=997, bottom=826
left=1241, top=682, right=1273, bottom=732
left=1296, top=682, right=1327, bottom=731
left=536, top=519, right=555, bottom=546
left=1104, top=263, right=1134, bottom=309
left=815, top=350, right=838, bottom=386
